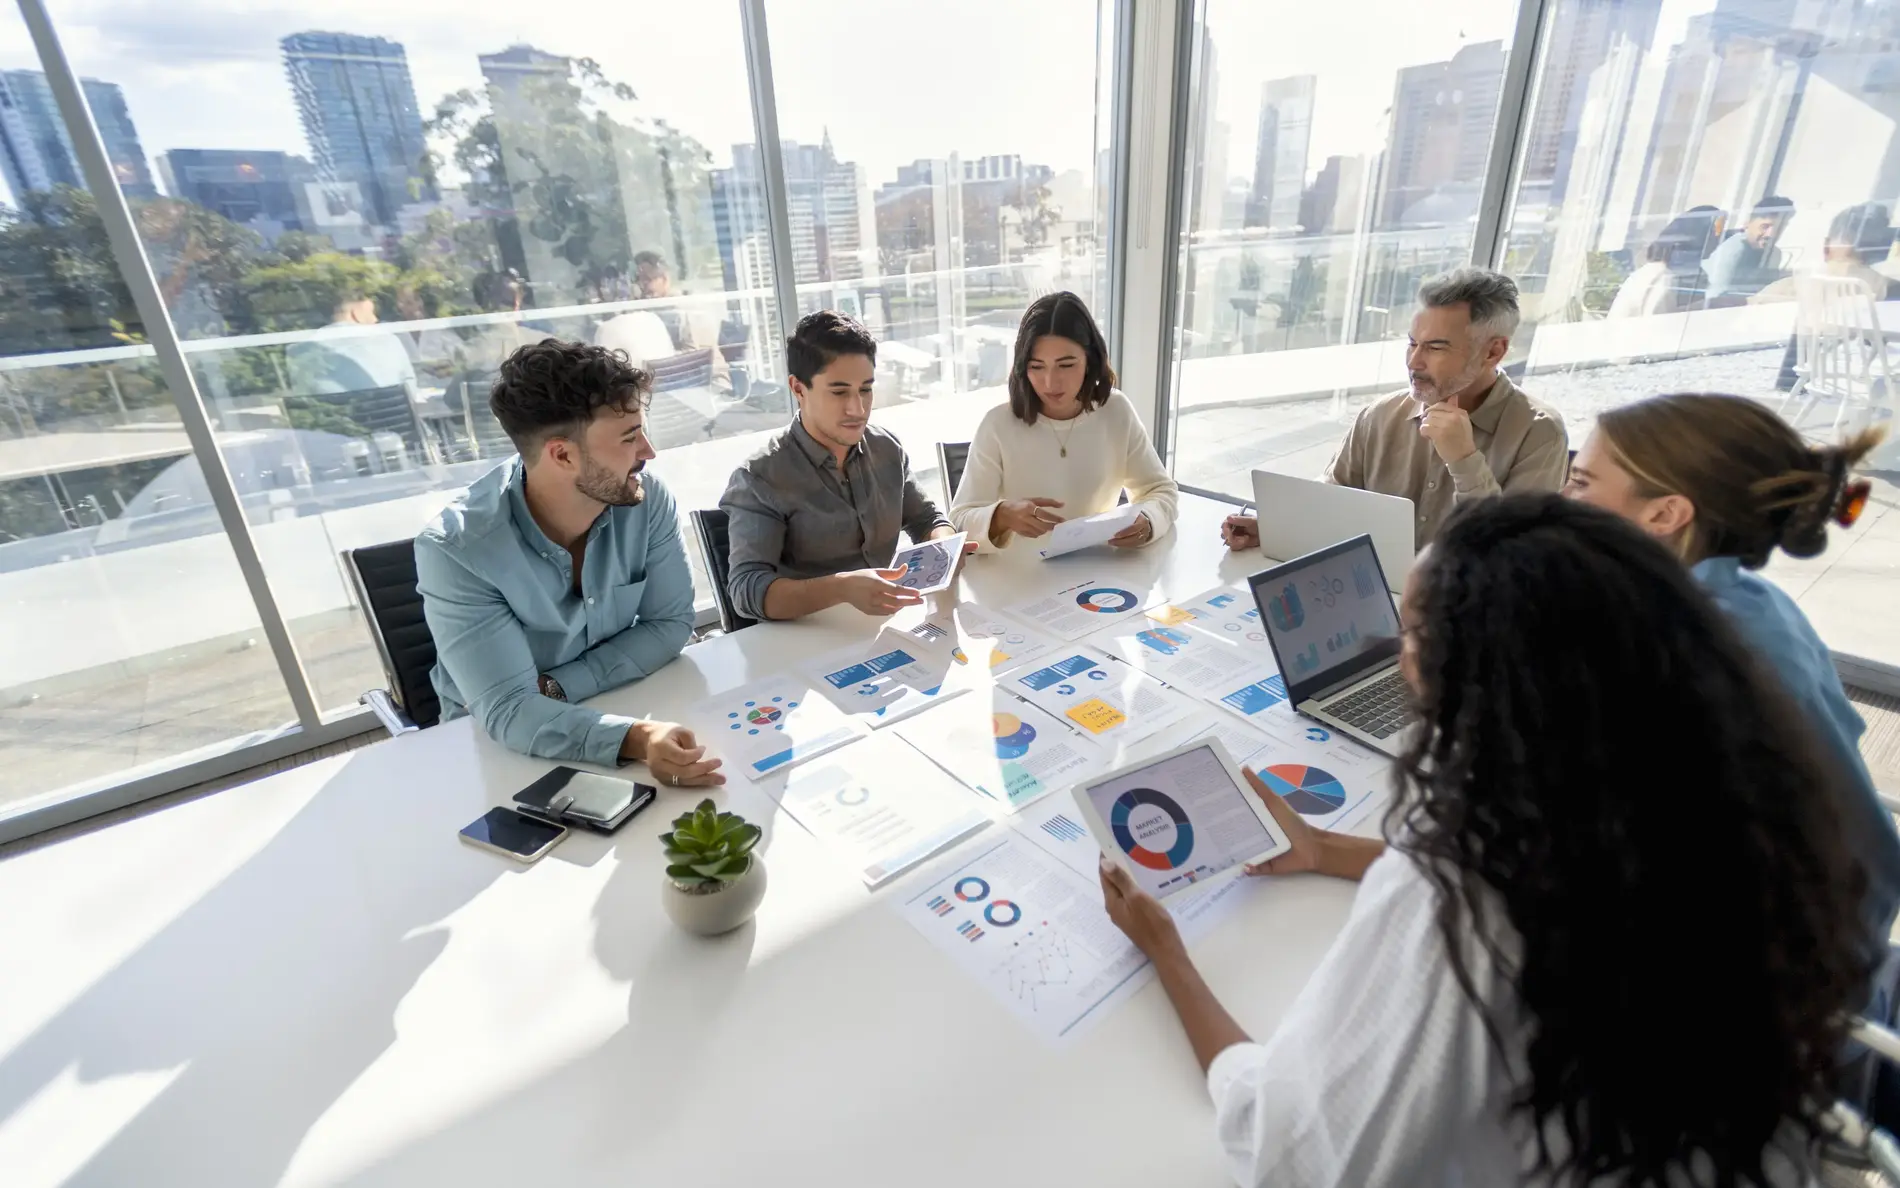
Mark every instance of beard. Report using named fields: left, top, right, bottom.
left=576, top=451, right=645, bottom=507
left=1410, top=352, right=1489, bottom=406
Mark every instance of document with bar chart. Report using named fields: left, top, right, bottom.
left=898, top=833, right=1151, bottom=1043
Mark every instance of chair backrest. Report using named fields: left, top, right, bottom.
left=342, top=539, right=441, bottom=727
left=648, top=346, right=718, bottom=392
left=689, top=508, right=757, bottom=635
left=938, top=440, right=971, bottom=508
left=1797, top=273, right=1894, bottom=402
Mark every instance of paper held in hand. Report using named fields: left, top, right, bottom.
left=890, top=532, right=967, bottom=594
left=1038, top=505, right=1138, bottom=559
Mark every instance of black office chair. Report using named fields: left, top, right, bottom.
left=689, top=508, right=757, bottom=635
left=938, top=440, right=971, bottom=507
left=342, top=539, right=441, bottom=734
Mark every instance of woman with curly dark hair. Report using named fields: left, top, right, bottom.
left=1099, top=494, right=1874, bottom=1186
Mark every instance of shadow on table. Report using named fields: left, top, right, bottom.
left=337, top=823, right=760, bottom=1187
left=0, top=743, right=508, bottom=1187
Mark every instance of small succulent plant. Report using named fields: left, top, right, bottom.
left=660, top=799, right=761, bottom=891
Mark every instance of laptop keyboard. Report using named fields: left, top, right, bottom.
left=1324, top=671, right=1411, bottom=739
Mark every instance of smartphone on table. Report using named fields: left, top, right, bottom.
left=459, top=807, right=567, bottom=863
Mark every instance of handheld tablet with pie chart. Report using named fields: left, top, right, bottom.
left=992, top=712, right=1037, bottom=759
left=1109, top=787, right=1195, bottom=871
left=1258, top=763, right=1348, bottom=815
left=726, top=696, right=796, bottom=735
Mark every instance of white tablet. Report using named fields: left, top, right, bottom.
left=890, top=532, right=966, bottom=594
left=1073, top=739, right=1291, bottom=901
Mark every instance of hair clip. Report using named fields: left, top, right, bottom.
left=1835, top=478, right=1872, bottom=528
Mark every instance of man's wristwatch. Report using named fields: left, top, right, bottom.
left=538, top=674, right=567, bottom=702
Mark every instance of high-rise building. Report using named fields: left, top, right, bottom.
left=281, top=31, right=432, bottom=228
left=0, top=70, right=155, bottom=203
left=1519, top=0, right=1664, bottom=203
left=1245, top=75, right=1316, bottom=230
left=157, top=149, right=311, bottom=233
left=712, top=137, right=871, bottom=290
left=1298, top=154, right=1367, bottom=235
left=1376, top=41, right=1507, bottom=228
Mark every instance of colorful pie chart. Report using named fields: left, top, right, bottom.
left=1258, top=763, right=1348, bottom=815
left=1109, top=787, right=1195, bottom=871
left=993, top=712, right=1037, bottom=759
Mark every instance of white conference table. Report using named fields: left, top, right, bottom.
left=0, top=496, right=1372, bottom=1188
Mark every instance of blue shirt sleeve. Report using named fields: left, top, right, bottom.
left=415, top=530, right=637, bottom=766
left=1702, top=235, right=1743, bottom=300
left=543, top=480, right=694, bottom=702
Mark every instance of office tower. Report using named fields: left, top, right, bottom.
left=1519, top=0, right=1664, bottom=203
left=281, top=31, right=432, bottom=228
left=1376, top=41, right=1506, bottom=228
left=0, top=70, right=155, bottom=203
left=713, top=137, right=871, bottom=288
left=157, top=149, right=311, bottom=233
left=1188, top=23, right=1231, bottom=236
left=1298, top=155, right=1366, bottom=236
left=1245, top=75, right=1316, bottom=231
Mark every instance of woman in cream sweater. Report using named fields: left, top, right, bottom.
left=950, top=292, right=1179, bottom=551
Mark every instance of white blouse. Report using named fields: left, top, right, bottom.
left=1206, top=851, right=1807, bottom=1186
left=949, top=389, right=1180, bottom=552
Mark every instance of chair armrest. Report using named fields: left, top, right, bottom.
left=360, top=688, right=419, bottom=736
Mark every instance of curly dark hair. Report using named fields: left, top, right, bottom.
left=1394, top=494, right=1872, bottom=1186
left=489, top=339, right=651, bottom=458
left=1008, top=291, right=1117, bottom=424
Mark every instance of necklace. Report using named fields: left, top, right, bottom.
left=1046, top=413, right=1080, bottom=457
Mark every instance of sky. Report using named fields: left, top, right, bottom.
left=0, top=0, right=1728, bottom=212
left=0, top=0, right=1102, bottom=206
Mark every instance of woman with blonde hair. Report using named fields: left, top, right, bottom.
left=1564, top=393, right=1898, bottom=935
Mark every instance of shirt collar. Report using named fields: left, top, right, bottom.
left=1691, top=555, right=1743, bottom=589
left=788, top=415, right=862, bottom=471
left=505, top=455, right=607, bottom=559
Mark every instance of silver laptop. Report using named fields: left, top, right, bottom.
left=1248, top=534, right=1411, bottom=758
left=1250, top=470, right=1416, bottom=591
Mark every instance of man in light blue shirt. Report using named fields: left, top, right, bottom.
left=1702, top=196, right=1793, bottom=302
left=415, top=339, right=723, bottom=785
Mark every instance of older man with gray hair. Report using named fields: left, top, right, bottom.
left=1223, top=267, right=1568, bottom=550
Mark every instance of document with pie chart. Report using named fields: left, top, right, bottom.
left=1005, top=647, right=1199, bottom=748
left=1079, top=743, right=1289, bottom=900
left=892, top=688, right=1107, bottom=812
left=1006, top=579, right=1161, bottom=641
left=685, top=676, right=867, bottom=782
left=776, top=736, right=989, bottom=888
left=1246, top=722, right=1391, bottom=827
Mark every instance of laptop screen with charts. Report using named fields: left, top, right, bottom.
left=1248, top=534, right=1403, bottom=708
left=1249, top=470, right=1415, bottom=590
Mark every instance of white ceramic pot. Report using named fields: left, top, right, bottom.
left=661, top=858, right=767, bottom=936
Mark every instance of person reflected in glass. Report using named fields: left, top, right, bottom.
left=1607, top=205, right=1724, bottom=317
left=285, top=289, right=419, bottom=397
left=1703, top=196, right=1794, bottom=303
left=1101, top=493, right=1873, bottom=1187
left=1752, top=202, right=1894, bottom=305
left=593, top=250, right=732, bottom=395
left=1564, top=392, right=1899, bottom=935
left=1220, top=268, right=1568, bottom=553
left=415, top=340, right=721, bottom=786
left=949, top=292, right=1178, bottom=552
left=720, top=310, right=972, bottom=621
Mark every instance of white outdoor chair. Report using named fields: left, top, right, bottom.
left=1782, top=274, right=1897, bottom=438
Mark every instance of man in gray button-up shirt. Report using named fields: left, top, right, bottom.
left=720, top=310, right=958, bottom=621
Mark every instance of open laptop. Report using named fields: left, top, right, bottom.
left=1250, top=470, right=1416, bottom=591
left=1247, top=534, right=1412, bottom=758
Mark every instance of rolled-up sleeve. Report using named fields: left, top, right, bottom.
left=415, top=532, right=636, bottom=765
left=720, top=465, right=788, bottom=623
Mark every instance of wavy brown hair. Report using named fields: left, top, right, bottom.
left=1394, top=494, right=1872, bottom=1186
